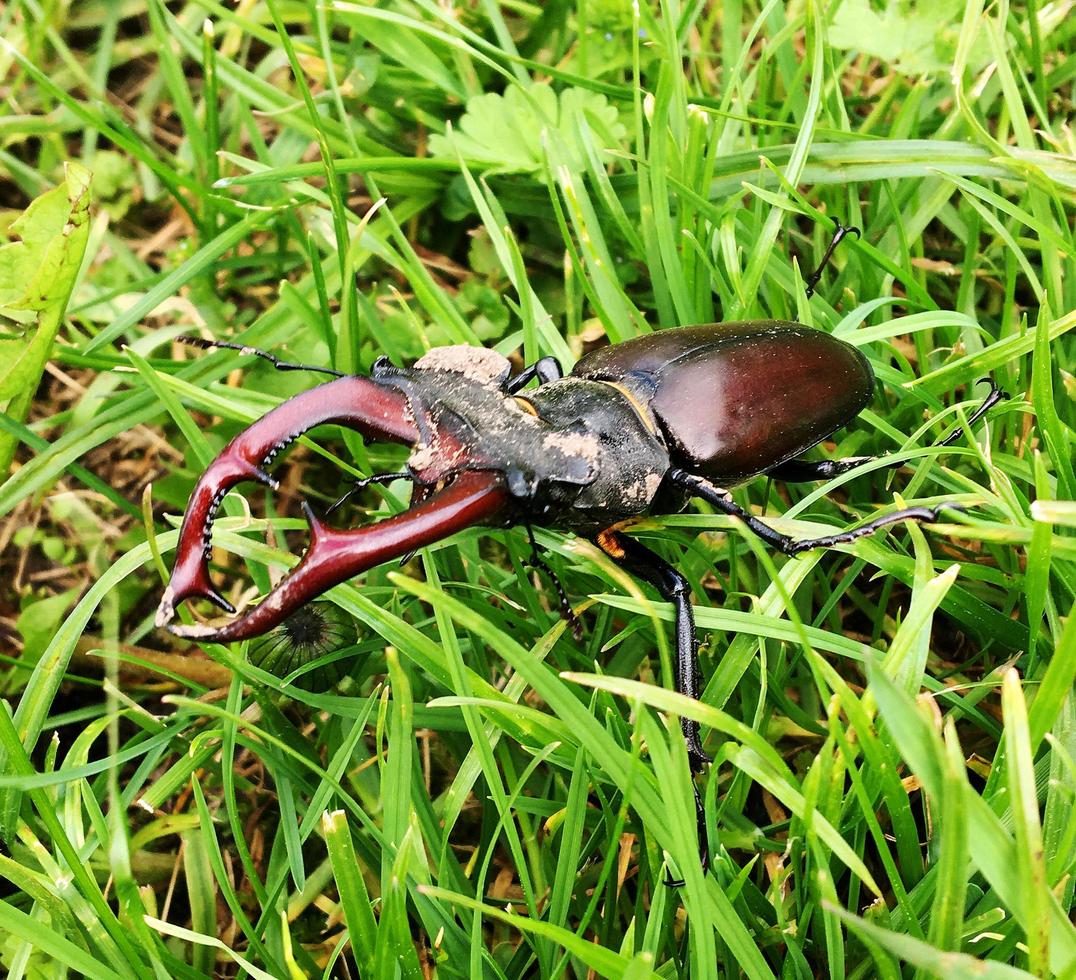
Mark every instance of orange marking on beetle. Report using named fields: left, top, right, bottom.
left=596, top=528, right=627, bottom=559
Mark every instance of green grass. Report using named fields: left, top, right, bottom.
left=1, top=0, right=1074, bottom=976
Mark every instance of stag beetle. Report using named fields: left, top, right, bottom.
left=157, top=314, right=1004, bottom=754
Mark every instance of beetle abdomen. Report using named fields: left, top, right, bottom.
left=573, top=321, right=874, bottom=483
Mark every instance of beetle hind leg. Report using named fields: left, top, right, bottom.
left=767, top=377, right=1010, bottom=483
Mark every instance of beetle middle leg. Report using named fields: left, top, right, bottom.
left=803, top=219, right=861, bottom=298
left=595, top=528, right=711, bottom=880
left=669, top=468, right=959, bottom=556
left=524, top=525, right=583, bottom=640
left=594, top=529, right=710, bottom=770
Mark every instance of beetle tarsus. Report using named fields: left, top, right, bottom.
left=934, top=377, right=1010, bottom=449
left=783, top=503, right=959, bottom=554
left=663, top=781, right=710, bottom=887
left=524, top=526, right=583, bottom=640
left=324, top=470, right=413, bottom=517
left=804, top=219, right=861, bottom=298
left=765, top=456, right=874, bottom=482
left=767, top=375, right=1009, bottom=483
left=672, top=467, right=960, bottom=557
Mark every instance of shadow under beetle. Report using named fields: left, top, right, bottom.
left=156, top=230, right=1004, bottom=876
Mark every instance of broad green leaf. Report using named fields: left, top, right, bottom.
left=429, top=82, right=626, bottom=174
left=827, top=0, right=989, bottom=76
left=0, top=162, right=91, bottom=473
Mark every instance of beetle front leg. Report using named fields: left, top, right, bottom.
left=177, top=336, right=345, bottom=378
left=670, top=468, right=958, bottom=556
left=324, top=471, right=413, bottom=517
left=505, top=356, right=563, bottom=394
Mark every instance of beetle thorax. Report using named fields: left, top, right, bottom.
left=385, top=355, right=671, bottom=531
left=390, top=360, right=598, bottom=498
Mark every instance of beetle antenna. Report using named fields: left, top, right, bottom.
left=177, top=336, right=346, bottom=378
left=804, top=219, right=861, bottom=298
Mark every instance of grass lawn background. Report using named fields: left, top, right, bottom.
left=0, top=0, right=1074, bottom=976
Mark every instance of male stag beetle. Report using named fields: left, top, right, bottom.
left=156, top=237, right=1004, bottom=870
left=158, top=329, right=1003, bottom=726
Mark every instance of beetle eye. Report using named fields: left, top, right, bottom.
left=370, top=355, right=395, bottom=377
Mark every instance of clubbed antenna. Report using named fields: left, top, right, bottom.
left=177, top=336, right=345, bottom=378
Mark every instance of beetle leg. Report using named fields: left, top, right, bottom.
left=595, top=528, right=711, bottom=881
left=324, top=471, right=413, bottom=517
left=927, top=377, right=1010, bottom=449
left=803, top=219, right=860, bottom=298
left=156, top=375, right=420, bottom=628
left=524, top=526, right=583, bottom=640
left=670, top=468, right=960, bottom=556
left=505, top=356, right=563, bottom=394
left=766, top=378, right=1009, bottom=483
left=595, top=529, right=710, bottom=770
left=762, top=456, right=877, bottom=482
left=165, top=471, right=509, bottom=642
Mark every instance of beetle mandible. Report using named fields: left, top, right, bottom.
left=157, top=316, right=1003, bottom=773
